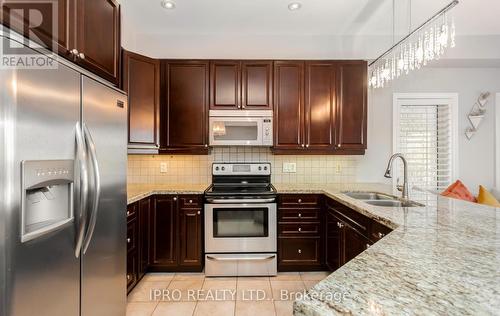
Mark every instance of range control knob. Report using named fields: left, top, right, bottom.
left=215, top=166, right=219, bottom=171
left=221, top=166, right=225, bottom=171
left=264, top=166, right=268, bottom=170
left=258, top=166, right=262, bottom=171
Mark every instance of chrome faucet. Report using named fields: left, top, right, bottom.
left=384, top=153, right=409, bottom=200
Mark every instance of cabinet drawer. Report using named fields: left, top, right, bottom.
left=179, top=195, right=202, bottom=208
left=127, top=203, right=137, bottom=221
left=278, top=237, right=321, bottom=264
left=279, top=194, right=321, bottom=207
left=127, top=219, right=138, bottom=253
left=278, top=223, right=320, bottom=236
left=279, top=208, right=320, bottom=221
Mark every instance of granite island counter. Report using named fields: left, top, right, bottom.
left=273, top=184, right=500, bottom=316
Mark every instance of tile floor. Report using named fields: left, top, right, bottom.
left=127, top=271, right=329, bottom=316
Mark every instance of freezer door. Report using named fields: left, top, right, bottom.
left=81, top=75, right=127, bottom=316
left=0, top=41, right=81, bottom=316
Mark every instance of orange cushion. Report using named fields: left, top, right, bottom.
left=441, top=180, right=477, bottom=202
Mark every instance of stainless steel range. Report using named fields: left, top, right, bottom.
left=204, top=163, right=277, bottom=276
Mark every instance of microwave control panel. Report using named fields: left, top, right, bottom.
left=262, top=119, right=273, bottom=145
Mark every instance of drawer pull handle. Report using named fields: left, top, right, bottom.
left=298, top=249, right=302, bottom=254
left=126, top=211, right=130, bottom=216
left=127, top=275, right=131, bottom=280
left=298, top=227, right=302, bottom=232
left=173, top=197, right=177, bottom=201
left=378, top=232, right=385, bottom=238
left=298, top=213, right=302, bottom=218
left=189, top=199, right=193, bottom=203
left=127, top=238, right=131, bottom=243
left=298, top=199, right=302, bottom=203
left=337, top=222, right=344, bottom=228
left=366, top=244, right=371, bottom=249
left=197, top=211, right=201, bottom=215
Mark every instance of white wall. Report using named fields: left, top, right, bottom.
left=357, top=67, right=500, bottom=193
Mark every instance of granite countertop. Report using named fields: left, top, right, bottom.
left=127, top=183, right=209, bottom=204
left=278, top=184, right=500, bottom=316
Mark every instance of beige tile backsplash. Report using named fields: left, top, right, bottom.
left=128, top=147, right=358, bottom=184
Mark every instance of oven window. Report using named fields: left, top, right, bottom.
left=213, top=208, right=268, bottom=238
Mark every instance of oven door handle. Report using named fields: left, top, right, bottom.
left=206, top=255, right=276, bottom=261
left=205, top=198, right=275, bottom=204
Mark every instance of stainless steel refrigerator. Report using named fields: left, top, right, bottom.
left=0, top=29, right=127, bottom=316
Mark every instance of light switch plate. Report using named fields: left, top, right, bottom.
left=283, top=162, right=296, bottom=173
left=160, top=162, right=168, bottom=173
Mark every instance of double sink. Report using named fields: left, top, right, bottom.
left=343, top=192, right=424, bottom=208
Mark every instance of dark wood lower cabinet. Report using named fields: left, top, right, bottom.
left=127, top=194, right=203, bottom=292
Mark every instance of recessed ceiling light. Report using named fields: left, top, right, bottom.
left=161, top=0, right=176, bottom=9
left=288, top=2, right=302, bottom=11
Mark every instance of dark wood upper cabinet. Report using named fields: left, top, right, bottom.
left=273, top=61, right=304, bottom=151
left=305, top=62, right=336, bottom=151
left=76, top=0, right=120, bottom=85
left=0, top=0, right=76, bottom=56
left=122, top=50, right=160, bottom=153
left=150, top=196, right=177, bottom=270
left=336, top=61, right=367, bottom=151
left=162, top=61, right=209, bottom=153
left=241, top=61, right=273, bottom=109
left=210, top=61, right=240, bottom=110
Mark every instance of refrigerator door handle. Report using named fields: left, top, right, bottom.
left=82, top=123, right=101, bottom=254
left=75, top=122, right=89, bottom=258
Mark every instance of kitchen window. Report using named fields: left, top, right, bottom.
left=393, top=94, right=459, bottom=204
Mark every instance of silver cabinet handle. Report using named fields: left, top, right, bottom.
left=189, top=199, right=193, bottom=203
left=337, top=222, right=344, bottom=228
left=78, top=52, right=85, bottom=60
left=127, top=238, right=131, bottom=243
left=298, top=249, right=302, bottom=254
left=75, top=122, right=88, bottom=258
left=197, top=211, right=201, bottom=215
left=298, top=213, right=302, bottom=218
left=127, top=211, right=130, bottom=216
left=82, top=123, right=101, bottom=254
left=204, top=144, right=208, bottom=148
left=298, top=199, right=302, bottom=203
left=173, top=197, right=177, bottom=201
left=298, top=227, right=302, bottom=232
left=306, top=144, right=309, bottom=148
left=378, top=232, right=385, bottom=238
left=366, top=244, right=371, bottom=249
left=127, top=275, right=131, bottom=280
left=69, top=48, right=79, bottom=56
left=301, top=144, right=305, bottom=148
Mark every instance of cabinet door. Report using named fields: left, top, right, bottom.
left=178, top=207, right=203, bottom=270
left=126, top=249, right=137, bottom=293
left=342, top=223, right=371, bottom=264
left=162, top=61, right=209, bottom=152
left=278, top=237, right=322, bottom=271
left=336, top=61, right=367, bottom=151
left=150, top=196, right=177, bottom=269
left=210, top=61, right=240, bottom=110
left=304, top=62, right=336, bottom=151
left=0, top=0, right=76, bottom=56
left=273, top=61, right=304, bottom=151
left=123, top=51, right=160, bottom=152
left=1, top=0, right=76, bottom=57
left=138, top=198, right=151, bottom=278
left=241, top=61, right=273, bottom=109
left=325, top=210, right=341, bottom=271
left=76, top=0, right=120, bottom=84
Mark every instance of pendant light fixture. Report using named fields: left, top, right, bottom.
left=369, top=0, right=459, bottom=89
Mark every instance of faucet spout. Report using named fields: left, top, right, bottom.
left=384, top=153, right=409, bottom=200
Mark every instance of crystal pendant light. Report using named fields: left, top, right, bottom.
left=369, top=1, right=459, bottom=89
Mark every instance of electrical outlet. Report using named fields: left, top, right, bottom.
left=283, top=162, right=297, bottom=173
left=335, top=162, right=342, bottom=174
left=160, top=162, right=168, bottom=173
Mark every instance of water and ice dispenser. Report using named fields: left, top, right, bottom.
left=21, top=160, right=74, bottom=242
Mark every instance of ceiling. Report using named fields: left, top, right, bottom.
left=120, top=0, right=500, bottom=59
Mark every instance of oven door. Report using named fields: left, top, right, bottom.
left=205, top=202, right=276, bottom=253
left=209, top=117, right=264, bottom=146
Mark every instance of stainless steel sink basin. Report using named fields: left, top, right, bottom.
left=364, top=200, right=423, bottom=208
left=343, top=192, right=394, bottom=200
left=342, top=191, right=424, bottom=208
